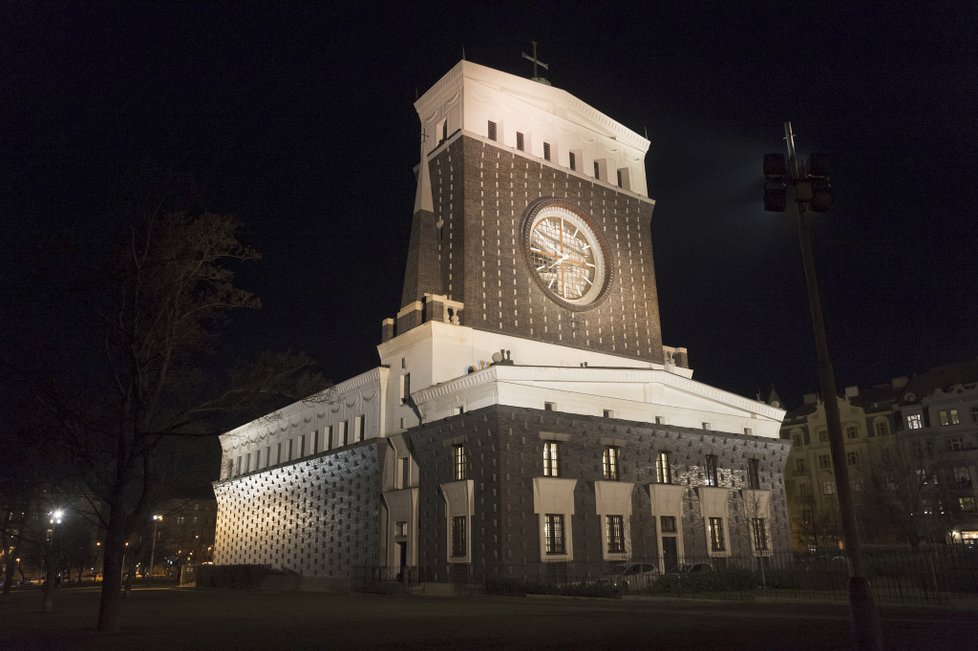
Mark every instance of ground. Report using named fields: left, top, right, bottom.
left=1, top=586, right=976, bottom=649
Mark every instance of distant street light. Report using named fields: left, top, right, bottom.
left=148, top=515, right=163, bottom=578
left=764, top=122, right=882, bottom=651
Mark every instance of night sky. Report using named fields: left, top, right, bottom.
left=4, top=1, right=977, bottom=410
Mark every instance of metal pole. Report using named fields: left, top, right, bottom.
left=148, top=517, right=160, bottom=578
left=785, top=122, right=882, bottom=650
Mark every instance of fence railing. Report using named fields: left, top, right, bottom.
left=353, top=546, right=978, bottom=605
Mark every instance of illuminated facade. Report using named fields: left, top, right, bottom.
left=213, top=60, right=790, bottom=583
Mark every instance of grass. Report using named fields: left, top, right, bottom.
left=2, top=585, right=977, bottom=650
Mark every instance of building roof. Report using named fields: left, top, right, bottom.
left=898, top=359, right=978, bottom=405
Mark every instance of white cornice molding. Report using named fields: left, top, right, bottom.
left=411, top=364, right=785, bottom=422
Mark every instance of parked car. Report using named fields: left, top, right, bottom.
left=603, top=562, right=660, bottom=591
left=678, top=562, right=714, bottom=574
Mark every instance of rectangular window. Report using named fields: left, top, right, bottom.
left=326, top=425, right=334, bottom=450
left=544, top=401, right=555, bottom=411
left=603, top=409, right=614, bottom=418
left=747, top=458, right=761, bottom=490
left=846, top=424, right=859, bottom=439
left=907, top=414, right=923, bottom=430
left=616, top=169, right=623, bottom=187
left=953, top=466, right=972, bottom=487
left=312, top=430, right=319, bottom=454
left=451, top=516, right=467, bottom=557
left=568, top=151, right=577, bottom=171
left=544, top=514, right=566, bottom=554
left=705, top=455, right=719, bottom=487
left=874, top=421, right=889, bottom=437
left=593, top=160, right=600, bottom=179
left=264, top=446, right=271, bottom=469
left=400, top=373, right=411, bottom=404
left=818, top=454, right=831, bottom=469
left=847, top=451, right=859, bottom=466
left=818, top=430, right=828, bottom=442
left=708, top=517, right=725, bottom=552
left=287, top=438, right=294, bottom=461
left=354, top=415, right=365, bottom=443
left=606, top=515, right=625, bottom=553
left=396, top=521, right=407, bottom=537
left=543, top=141, right=551, bottom=161
left=655, top=452, right=671, bottom=484
left=245, top=453, right=251, bottom=473
left=972, top=407, right=978, bottom=424
left=960, top=497, right=977, bottom=513
left=276, top=442, right=282, bottom=464
left=235, top=456, right=242, bottom=476
left=453, top=444, right=467, bottom=481
left=851, top=477, right=864, bottom=492
left=752, top=518, right=768, bottom=551
left=543, top=441, right=559, bottom=477
left=298, top=435, right=306, bottom=458
left=487, top=120, right=497, bottom=141
left=795, top=458, right=806, bottom=474
left=516, top=131, right=525, bottom=151
left=400, top=457, right=410, bottom=489
left=602, top=446, right=620, bottom=481
left=948, top=437, right=964, bottom=451
left=660, top=516, right=677, bottom=533
left=338, top=421, right=349, bottom=446
left=823, top=480, right=836, bottom=495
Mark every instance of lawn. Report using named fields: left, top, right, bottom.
left=1, top=585, right=976, bottom=649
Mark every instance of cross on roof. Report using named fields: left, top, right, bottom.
left=521, top=41, right=550, bottom=83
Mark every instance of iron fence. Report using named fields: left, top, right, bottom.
left=353, top=546, right=978, bottom=605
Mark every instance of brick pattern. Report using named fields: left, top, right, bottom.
left=212, top=441, right=383, bottom=577
left=427, top=137, right=664, bottom=363
left=408, top=406, right=791, bottom=579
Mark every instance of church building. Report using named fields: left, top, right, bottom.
left=212, top=59, right=789, bottom=586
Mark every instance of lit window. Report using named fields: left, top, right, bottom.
left=705, top=455, right=718, bottom=487
left=708, top=517, right=725, bottom=552
left=487, top=120, right=497, bottom=141
left=846, top=425, right=859, bottom=439
left=543, top=441, right=559, bottom=477
left=847, top=451, right=859, bottom=466
left=451, top=516, right=467, bottom=557
left=606, top=515, right=625, bottom=554
left=453, top=444, right=467, bottom=481
left=907, top=414, right=923, bottom=430
left=752, top=518, right=768, bottom=551
left=939, top=409, right=961, bottom=426
left=544, top=514, right=566, bottom=554
left=747, top=458, right=761, bottom=490
left=818, top=454, right=831, bottom=469
left=655, top=452, right=671, bottom=484
left=602, top=446, right=620, bottom=481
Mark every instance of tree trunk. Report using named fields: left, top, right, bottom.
left=96, top=515, right=126, bottom=632
left=42, top=549, right=57, bottom=613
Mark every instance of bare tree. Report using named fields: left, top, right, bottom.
left=863, top=437, right=950, bottom=548
left=21, top=210, right=327, bottom=631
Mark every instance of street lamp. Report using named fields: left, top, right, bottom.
left=148, top=515, right=163, bottom=578
left=764, top=122, right=882, bottom=650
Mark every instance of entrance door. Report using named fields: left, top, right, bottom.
left=662, top=536, right=679, bottom=573
left=396, top=541, right=408, bottom=581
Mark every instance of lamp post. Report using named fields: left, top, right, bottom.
left=148, top=515, right=163, bottom=578
left=764, top=122, right=882, bottom=650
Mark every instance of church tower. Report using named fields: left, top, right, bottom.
left=394, top=60, right=666, bottom=364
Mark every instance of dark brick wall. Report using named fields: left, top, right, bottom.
left=426, top=136, right=664, bottom=364
left=407, top=406, right=791, bottom=578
